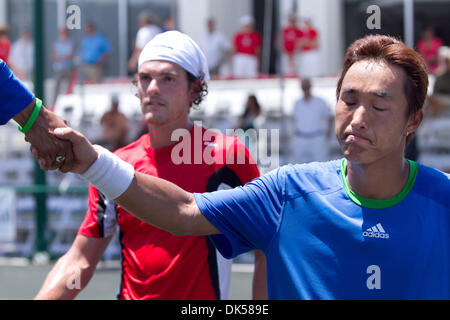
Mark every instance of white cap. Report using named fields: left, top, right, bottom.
left=138, top=30, right=210, bottom=81
left=301, top=14, right=312, bottom=23
left=240, top=15, right=254, bottom=26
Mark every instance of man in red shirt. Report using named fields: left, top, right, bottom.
left=35, top=31, right=266, bottom=300
left=281, top=13, right=303, bottom=76
left=231, top=15, right=262, bottom=78
left=0, top=25, right=11, bottom=65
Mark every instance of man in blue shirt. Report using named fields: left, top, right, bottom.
left=80, top=21, right=112, bottom=83
left=32, top=34, right=449, bottom=299
left=0, top=59, right=74, bottom=171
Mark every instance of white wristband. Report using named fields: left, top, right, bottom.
left=80, top=145, right=135, bottom=199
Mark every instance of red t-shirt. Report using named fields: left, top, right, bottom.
left=301, top=27, right=318, bottom=51
left=234, top=31, right=262, bottom=56
left=417, top=37, right=443, bottom=73
left=283, top=26, right=303, bottom=54
left=0, top=39, right=11, bottom=64
left=78, top=125, right=260, bottom=300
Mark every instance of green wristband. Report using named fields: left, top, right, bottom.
left=18, top=98, right=42, bottom=134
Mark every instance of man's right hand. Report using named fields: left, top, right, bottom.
left=24, top=105, right=75, bottom=172
left=13, top=99, right=76, bottom=172
left=31, top=127, right=99, bottom=174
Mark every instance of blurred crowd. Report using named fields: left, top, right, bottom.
left=196, top=13, right=322, bottom=80
left=0, top=9, right=449, bottom=166
left=0, top=10, right=448, bottom=82
left=0, top=11, right=323, bottom=87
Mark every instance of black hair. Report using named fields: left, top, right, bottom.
left=187, top=71, right=208, bottom=108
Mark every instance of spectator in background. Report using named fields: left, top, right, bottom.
left=237, top=94, right=265, bottom=163
left=298, top=16, right=321, bottom=79
left=291, top=78, right=333, bottom=163
left=281, top=13, right=303, bottom=76
left=0, top=25, right=11, bottom=65
left=406, top=42, right=447, bottom=161
left=80, top=21, right=112, bottom=83
left=100, top=94, right=129, bottom=151
left=198, top=17, right=230, bottom=79
left=51, top=28, right=75, bottom=105
left=128, top=11, right=162, bottom=72
left=416, top=26, right=443, bottom=75
left=426, top=46, right=450, bottom=117
left=163, top=15, right=176, bottom=31
left=9, top=29, right=34, bottom=81
left=238, top=94, right=263, bottom=131
left=231, top=15, right=262, bottom=78
left=407, top=36, right=445, bottom=161
left=434, top=47, right=450, bottom=96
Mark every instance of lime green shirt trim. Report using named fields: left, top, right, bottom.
left=340, top=158, right=418, bottom=209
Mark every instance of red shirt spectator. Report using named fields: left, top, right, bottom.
left=0, top=26, right=11, bottom=64
left=234, top=31, right=262, bottom=56
left=417, top=27, right=443, bottom=74
left=301, top=26, right=318, bottom=52
left=283, top=26, right=303, bottom=54
left=232, top=16, right=262, bottom=78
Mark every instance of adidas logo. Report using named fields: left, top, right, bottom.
left=363, top=223, right=389, bottom=239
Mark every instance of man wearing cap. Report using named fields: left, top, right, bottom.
left=35, top=31, right=266, bottom=300
left=0, top=58, right=74, bottom=171
left=231, top=15, right=262, bottom=78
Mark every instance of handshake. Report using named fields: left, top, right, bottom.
left=1, top=58, right=97, bottom=175
left=3, top=59, right=133, bottom=201
left=19, top=98, right=136, bottom=202
left=15, top=98, right=98, bottom=175
left=20, top=100, right=135, bottom=202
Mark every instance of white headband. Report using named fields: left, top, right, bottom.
left=138, top=30, right=210, bottom=81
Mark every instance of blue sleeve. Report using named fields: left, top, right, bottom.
left=0, top=60, right=35, bottom=125
left=101, top=36, right=112, bottom=55
left=194, top=167, right=286, bottom=258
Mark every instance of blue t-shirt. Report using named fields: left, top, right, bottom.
left=0, top=59, right=35, bottom=125
left=53, top=39, right=75, bottom=71
left=194, top=159, right=450, bottom=299
left=80, top=34, right=111, bottom=64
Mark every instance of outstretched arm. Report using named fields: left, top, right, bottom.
left=32, top=127, right=220, bottom=236
left=34, top=235, right=112, bottom=300
left=117, top=171, right=219, bottom=236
